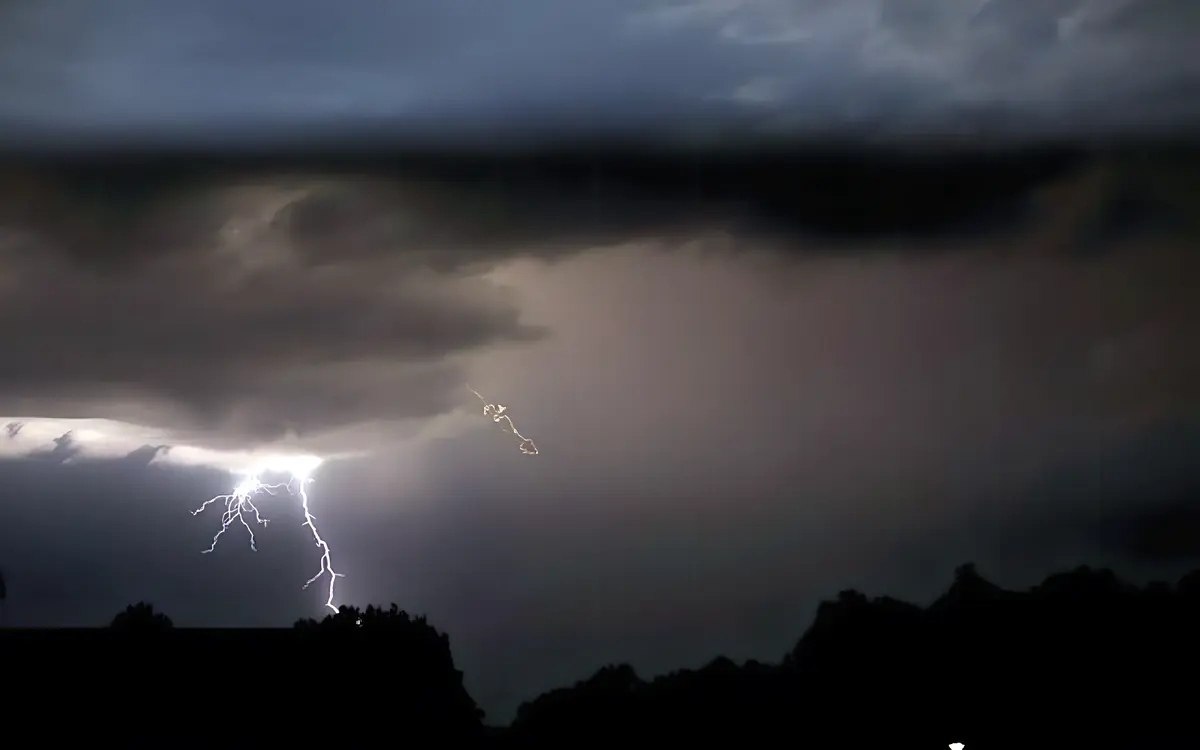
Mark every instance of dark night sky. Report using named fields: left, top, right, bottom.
left=1, top=0, right=1199, bottom=723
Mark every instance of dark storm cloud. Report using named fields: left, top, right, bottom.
left=1, top=141, right=1196, bottom=453
left=0, top=167, right=230, bottom=268
left=14, top=143, right=1198, bottom=265
left=270, top=148, right=1091, bottom=261
left=0, top=183, right=546, bottom=443
left=12, top=144, right=1183, bottom=268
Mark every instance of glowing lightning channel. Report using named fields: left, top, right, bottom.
left=192, top=476, right=288, bottom=553
left=193, top=463, right=343, bottom=612
left=468, top=385, right=539, bottom=455
left=295, top=473, right=343, bottom=612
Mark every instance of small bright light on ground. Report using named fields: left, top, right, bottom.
left=355, top=618, right=362, bottom=626
left=950, top=743, right=965, bottom=750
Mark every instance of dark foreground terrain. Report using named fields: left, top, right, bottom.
left=4, top=563, right=1199, bottom=748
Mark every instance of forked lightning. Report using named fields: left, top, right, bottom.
left=193, top=463, right=343, bottom=612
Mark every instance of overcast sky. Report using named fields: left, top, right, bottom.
left=1, top=0, right=1199, bottom=725
left=1, top=0, right=1198, bottom=144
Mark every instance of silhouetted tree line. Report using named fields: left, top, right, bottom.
left=3, top=563, right=1200, bottom=747
left=0, top=599, right=482, bottom=746
left=110, top=600, right=174, bottom=631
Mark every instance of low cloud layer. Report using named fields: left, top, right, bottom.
left=0, top=148, right=1195, bottom=468
left=0, top=176, right=549, bottom=459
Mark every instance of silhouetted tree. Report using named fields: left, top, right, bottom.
left=293, top=602, right=486, bottom=733
left=109, top=601, right=173, bottom=631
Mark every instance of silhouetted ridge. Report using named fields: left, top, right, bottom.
left=930, top=562, right=1009, bottom=608
left=512, top=663, right=644, bottom=734
left=507, top=563, right=1200, bottom=748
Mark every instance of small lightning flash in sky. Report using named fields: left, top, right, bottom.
left=468, top=385, right=539, bottom=455
left=192, top=476, right=286, bottom=553
left=193, top=456, right=343, bottom=612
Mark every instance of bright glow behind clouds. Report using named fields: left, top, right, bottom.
left=0, top=416, right=323, bottom=477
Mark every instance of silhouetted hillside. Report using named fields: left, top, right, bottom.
left=4, top=563, right=1200, bottom=747
left=505, top=563, right=1200, bottom=748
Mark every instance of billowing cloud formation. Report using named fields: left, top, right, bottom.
left=0, top=175, right=547, bottom=459
left=0, top=146, right=1195, bottom=473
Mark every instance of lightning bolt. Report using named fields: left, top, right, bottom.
left=295, top=474, right=343, bottom=612
left=192, top=476, right=287, bottom=553
left=468, top=385, right=539, bottom=455
left=193, top=464, right=343, bottom=612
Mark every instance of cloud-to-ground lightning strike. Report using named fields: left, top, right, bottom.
left=295, top=473, right=342, bottom=613
left=193, top=461, right=344, bottom=612
left=468, top=385, right=539, bottom=455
